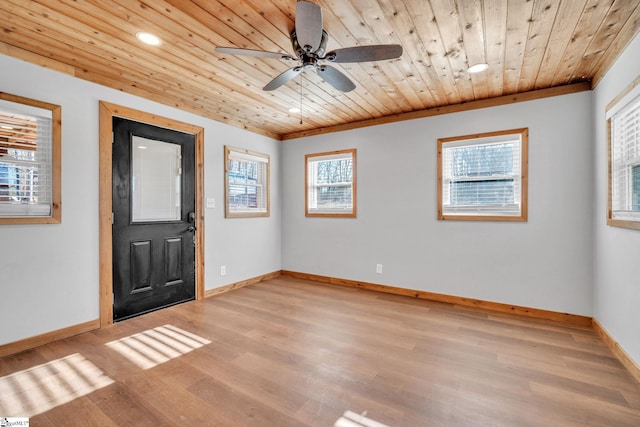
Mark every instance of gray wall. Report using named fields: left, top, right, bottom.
left=0, top=54, right=281, bottom=345
left=282, top=92, right=594, bottom=316
left=593, top=32, right=640, bottom=366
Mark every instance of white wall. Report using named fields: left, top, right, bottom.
left=593, top=32, right=640, bottom=365
left=0, top=54, right=281, bottom=345
left=282, top=91, right=594, bottom=316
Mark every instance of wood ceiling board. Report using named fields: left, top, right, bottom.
left=534, top=0, right=588, bottom=90
left=550, top=0, right=613, bottom=86
left=592, top=4, right=640, bottom=87
left=0, top=0, right=638, bottom=140
left=502, top=0, right=535, bottom=95
left=517, top=0, right=561, bottom=93
left=458, top=0, right=490, bottom=100
left=483, top=0, right=508, bottom=98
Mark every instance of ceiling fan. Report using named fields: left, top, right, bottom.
left=215, top=0, right=403, bottom=93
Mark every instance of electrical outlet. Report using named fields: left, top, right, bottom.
left=376, top=264, right=383, bottom=274
left=220, top=265, right=226, bottom=276
left=207, top=198, right=216, bottom=208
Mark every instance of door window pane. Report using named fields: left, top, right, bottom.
left=131, top=136, right=181, bottom=222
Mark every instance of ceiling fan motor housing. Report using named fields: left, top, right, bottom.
left=290, top=29, right=329, bottom=59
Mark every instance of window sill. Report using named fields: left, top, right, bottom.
left=607, top=217, right=640, bottom=231
left=439, top=213, right=527, bottom=222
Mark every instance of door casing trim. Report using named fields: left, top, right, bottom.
left=99, top=101, right=205, bottom=328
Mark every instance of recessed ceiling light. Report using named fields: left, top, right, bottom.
left=136, top=32, right=162, bottom=46
left=467, top=63, right=489, bottom=74
left=288, top=107, right=301, bottom=113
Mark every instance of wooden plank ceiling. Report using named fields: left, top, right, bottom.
left=0, top=0, right=639, bottom=140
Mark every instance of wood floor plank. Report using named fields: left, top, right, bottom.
left=530, top=382, right=640, bottom=427
left=1, top=275, right=639, bottom=426
left=86, top=381, right=173, bottom=426
left=231, top=351, right=405, bottom=426
left=124, top=369, right=232, bottom=426
left=499, top=352, right=640, bottom=398
left=0, top=350, right=48, bottom=376
left=32, top=396, right=116, bottom=427
left=187, top=375, right=308, bottom=427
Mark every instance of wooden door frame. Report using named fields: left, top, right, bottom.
left=99, top=101, right=205, bottom=328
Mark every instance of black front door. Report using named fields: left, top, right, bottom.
left=112, top=117, right=196, bottom=322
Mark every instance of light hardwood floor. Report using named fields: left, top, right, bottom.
left=1, top=276, right=640, bottom=426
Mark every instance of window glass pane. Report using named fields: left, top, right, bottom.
left=447, top=142, right=516, bottom=207
left=225, top=146, right=269, bottom=217
left=610, top=93, right=640, bottom=221
left=306, top=149, right=356, bottom=217
left=438, top=129, right=527, bottom=221
left=450, top=179, right=514, bottom=206
left=633, top=164, right=640, bottom=211
left=310, top=157, right=353, bottom=211
left=315, top=184, right=352, bottom=209
left=0, top=102, right=53, bottom=217
left=131, top=136, right=181, bottom=222
left=228, top=158, right=264, bottom=210
left=449, top=143, right=514, bottom=178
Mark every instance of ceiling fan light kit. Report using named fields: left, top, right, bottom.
left=215, top=1, right=403, bottom=93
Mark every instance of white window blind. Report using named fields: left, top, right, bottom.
left=439, top=129, right=526, bottom=220
left=610, top=93, right=640, bottom=221
left=0, top=102, right=53, bottom=217
left=226, top=147, right=269, bottom=216
left=306, top=149, right=355, bottom=216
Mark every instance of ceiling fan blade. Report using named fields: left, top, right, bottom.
left=317, top=65, right=356, bottom=92
left=325, top=44, right=403, bottom=63
left=263, top=67, right=303, bottom=91
left=295, top=1, right=323, bottom=53
left=215, top=47, right=295, bottom=61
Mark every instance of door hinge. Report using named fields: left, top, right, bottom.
left=112, top=132, right=114, bottom=144
left=111, top=212, right=114, bottom=225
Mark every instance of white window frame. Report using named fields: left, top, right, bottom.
left=0, top=93, right=61, bottom=224
left=305, top=149, right=356, bottom=218
left=438, top=128, right=528, bottom=222
left=607, top=76, right=640, bottom=230
left=224, top=146, right=270, bottom=218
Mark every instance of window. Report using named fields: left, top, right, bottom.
left=438, top=128, right=528, bottom=221
left=608, top=80, right=640, bottom=229
left=0, top=93, right=61, bottom=224
left=224, top=146, right=269, bottom=218
left=306, top=149, right=356, bottom=217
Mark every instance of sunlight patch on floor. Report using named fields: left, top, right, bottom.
left=334, top=410, right=389, bottom=427
left=0, top=353, right=114, bottom=417
left=105, top=324, right=211, bottom=370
